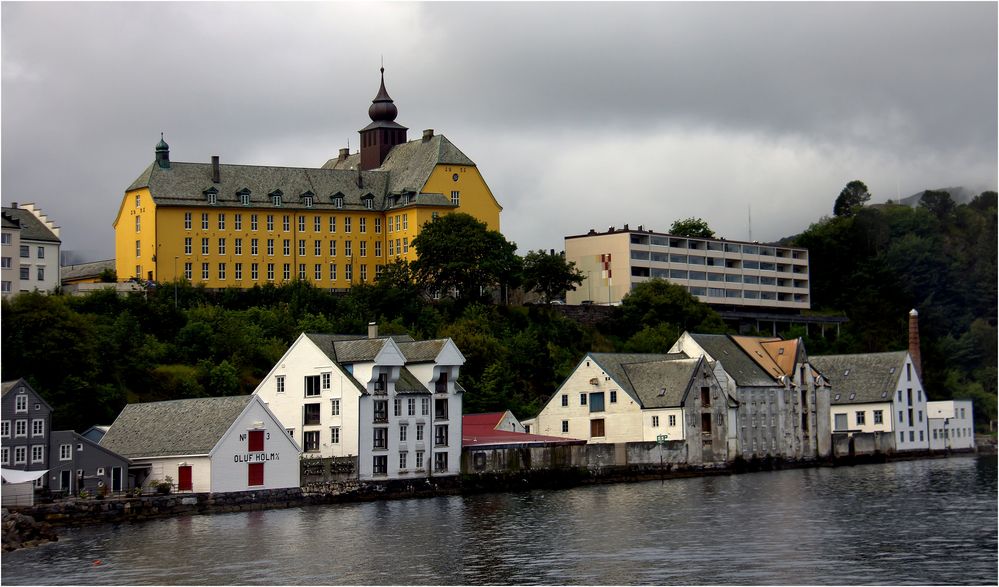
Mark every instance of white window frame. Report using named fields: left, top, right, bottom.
left=60, top=444, right=72, bottom=461
left=0, top=420, right=9, bottom=438
left=276, top=375, right=285, bottom=393
left=31, top=419, right=44, bottom=437
left=14, top=419, right=27, bottom=438
left=14, top=446, right=26, bottom=465
left=15, top=395, right=27, bottom=413
left=31, top=444, right=45, bottom=463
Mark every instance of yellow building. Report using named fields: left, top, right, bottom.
left=114, top=69, right=502, bottom=288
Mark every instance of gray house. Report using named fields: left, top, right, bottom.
left=46, top=430, right=132, bottom=495
left=1, top=379, right=53, bottom=484
left=2, top=379, right=133, bottom=495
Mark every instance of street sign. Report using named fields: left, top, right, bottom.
left=656, top=434, right=669, bottom=445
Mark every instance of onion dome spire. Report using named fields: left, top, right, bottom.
left=368, top=67, right=399, bottom=123
left=155, top=133, right=170, bottom=169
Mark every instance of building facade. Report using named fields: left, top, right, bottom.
left=533, top=353, right=735, bottom=464
left=100, top=395, right=300, bottom=493
left=114, top=70, right=502, bottom=287
left=669, top=333, right=832, bottom=460
left=2, top=379, right=132, bottom=495
left=1, top=203, right=61, bottom=297
left=927, top=400, right=975, bottom=451
left=564, top=226, right=810, bottom=310
left=46, top=430, right=132, bottom=494
left=811, top=351, right=930, bottom=452
left=1, top=379, right=53, bottom=486
left=254, top=329, right=465, bottom=481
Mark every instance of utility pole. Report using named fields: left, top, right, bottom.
left=174, top=256, right=179, bottom=309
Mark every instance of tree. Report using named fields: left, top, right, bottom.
left=520, top=249, right=584, bottom=303
left=833, top=180, right=871, bottom=217
left=668, top=217, right=716, bottom=238
left=412, top=213, right=521, bottom=302
left=919, top=190, right=956, bottom=220
left=615, top=279, right=725, bottom=339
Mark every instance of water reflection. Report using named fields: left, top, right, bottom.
left=3, top=456, right=995, bottom=585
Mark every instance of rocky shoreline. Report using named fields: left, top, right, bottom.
left=2, top=509, right=59, bottom=552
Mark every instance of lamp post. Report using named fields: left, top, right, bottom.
left=174, top=256, right=179, bottom=309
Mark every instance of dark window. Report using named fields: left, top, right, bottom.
left=373, top=400, right=388, bottom=423
left=701, top=413, right=712, bottom=435
left=435, top=398, right=448, bottom=420
left=373, top=427, right=388, bottom=449
left=561, top=394, right=568, bottom=407
left=248, top=463, right=264, bottom=486
left=374, top=373, right=387, bottom=393
left=434, top=425, right=448, bottom=447
left=700, top=386, right=711, bottom=407
left=590, top=419, right=605, bottom=438
left=610, top=390, right=617, bottom=403
left=248, top=430, right=264, bottom=452
left=304, top=431, right=320, bottom=452
left=304, top=403, right=321, bottom=426
left=305, top=375, right=321, bottom=397
left=589, top=392, right=605, bottom=413
left=435, top=372, right=448, bottom=393
left=373, top=455, right=387, bottom=475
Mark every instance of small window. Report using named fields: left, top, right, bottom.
left=561, top=420, right=569, bottom=433
left=610, top=390, right=617, bottom=403
left=276, top=375, right=285, bottom=393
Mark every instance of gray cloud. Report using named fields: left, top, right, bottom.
left=2, top=2, right=995, bottom=261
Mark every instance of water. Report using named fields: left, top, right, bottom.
left=3, top=456, right=996, bottom=585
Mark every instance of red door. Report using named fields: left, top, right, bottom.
left=248, top=463, right=264, bottom=487
left=178, top=465, right=193, bottom=491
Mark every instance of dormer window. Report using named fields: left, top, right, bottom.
left=304, top=196, right=314, bottom=208
left=407, top=193, right=416, bottom=204
left=363, top=195, right=374, bottom=210
left=333, top=194, right=344, bottom=209
left=270, top=190, right=283, bottom=207
left=237, top=188, right=251, bottom=206
left=203, top=187, right=219, bottom=205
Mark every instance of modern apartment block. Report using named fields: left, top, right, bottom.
left=564, top=225, right=810, bottom=310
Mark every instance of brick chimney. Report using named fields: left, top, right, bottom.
left=368, top=322, right=378, bottom=339
left=338, top=148, right=350, bottom=162
left=908, top=309, right=922, bottom=380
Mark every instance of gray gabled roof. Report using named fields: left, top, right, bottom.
left=1, top=208, right=60, bottom=242
left=61, top=259, right=115, bottom=283
left=127, top=162, right=392, bottom=211
left=397, top=339, right=448, bottom=363
left=587, top=353, right=685, bottom=404
left=687, top=334, right=777, bottom=387
left=100, top=396, right=253, bottom=458
left=624, top=357, right=706, bottom=409
left=1, top=379, right=54, bottom=411
left=810, top=351, right=908, bottom=405
left=323, top=134, right=475, bottom=195
left=395, top=367, right=431, bottom=394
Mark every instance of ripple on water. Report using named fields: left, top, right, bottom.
left=2, top=456, right=995, bottom=585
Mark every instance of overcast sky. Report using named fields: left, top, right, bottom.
left=3, top=2, right=996, bottom=263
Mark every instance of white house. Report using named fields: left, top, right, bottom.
left=927, top=400, right=975, bottom=451
left=100, top=395, right=300, bottom=493
left=1, top=203, right=61, bottom=297
left=811, top=351, right=929, bottom=452
left=532, top=352, right=734, bottom=464
left=253, top=328, right=465, bottom=481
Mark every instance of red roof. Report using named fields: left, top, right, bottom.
left=462, top=412, right=507, bottom=428
left=462, top=414, right=586, bottom=448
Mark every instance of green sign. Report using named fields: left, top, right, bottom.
left=656, top=434, right=669, bottom=444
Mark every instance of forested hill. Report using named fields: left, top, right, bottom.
left=789, top=189, right=997, bottom=422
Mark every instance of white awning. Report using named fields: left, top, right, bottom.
left=1, top=468, right=48, bottom=484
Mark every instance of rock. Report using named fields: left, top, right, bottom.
left=2, top=511, right=58, bottom=552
